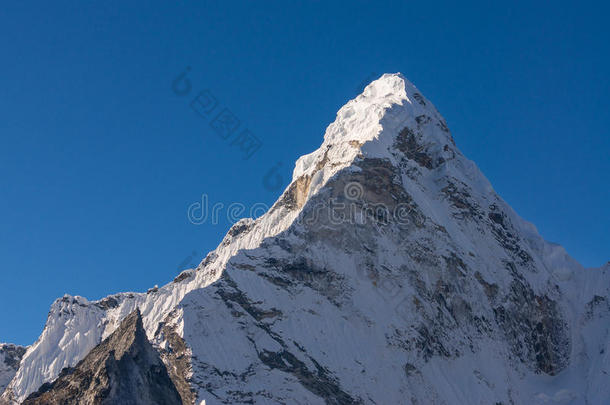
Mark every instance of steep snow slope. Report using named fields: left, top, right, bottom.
left=2, top=74, right=608, bottom=404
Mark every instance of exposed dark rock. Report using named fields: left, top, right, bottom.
left=474, top=271, right=499, bottom=301
left=440, top=179, right=483, bottom=220
left=488, top=212, right=506, bottom=229
left=262, top=257, right=347, bottom=307
left=23, top=310, right=182, bottom=405
left=493, top=279, right=570, bottom=375
left=217, top=273, right=284, bottom=323
left=485, top=208, right=533, bottom=267
left=416, top=325, right=452, bottom=361
left=173, top=269, right=195, bottom=284
left=415, top=114, right=431, bottom=125
left=404, top=363, right=418, bottom=376
left=0, top=345, right=26, bottom=372
left=437, top=118, right=450, bottom=134
left=0, top=344, right=27, bottom=396
left=443, top=253, right=468, bottom=277
left=213, top=271, right=360, bottom=404
left=395, top=127, right=434, bottom=169
left=95, top=297, right=119, bottom=310
left=274, top=147, right=331, bottom=211
left=155, top=311, right=197, bottom=405
left=256, top=349, right=361, bottom=405
left=412, top=93, right=426, bottom=106
left=227, top=220, right=254, bottom=238
left=585, top=295, right=609, bottom=319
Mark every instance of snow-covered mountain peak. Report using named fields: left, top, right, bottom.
left=296, top=73, right=423, bottom=174
left=292, top=73, right=455, bottom=206
left=3, top=74, right=609, bottom=405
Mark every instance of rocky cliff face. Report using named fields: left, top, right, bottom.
left=0, top=345, right=26, bottom=396
left=2, top=74, right=608, bottom=404
left=21, top=310, right=182, bottom=405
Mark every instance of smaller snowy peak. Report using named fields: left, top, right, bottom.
left=2, top=294, right=108, bottom=403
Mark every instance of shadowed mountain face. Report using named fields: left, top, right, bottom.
left=22, top=310, right=182, bottom=405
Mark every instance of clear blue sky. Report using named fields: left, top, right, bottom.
left=1, top=1, right=608, bottom=345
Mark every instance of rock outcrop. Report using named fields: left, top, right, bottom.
left=0, top=344, right=26, bottom=396
left=22, top=310, right=182, bottom=405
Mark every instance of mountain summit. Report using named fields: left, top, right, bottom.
left=2, top=74, right=608, bottom=404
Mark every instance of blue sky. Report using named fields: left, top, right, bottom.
left=1, top=1, right=608, bottom=345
